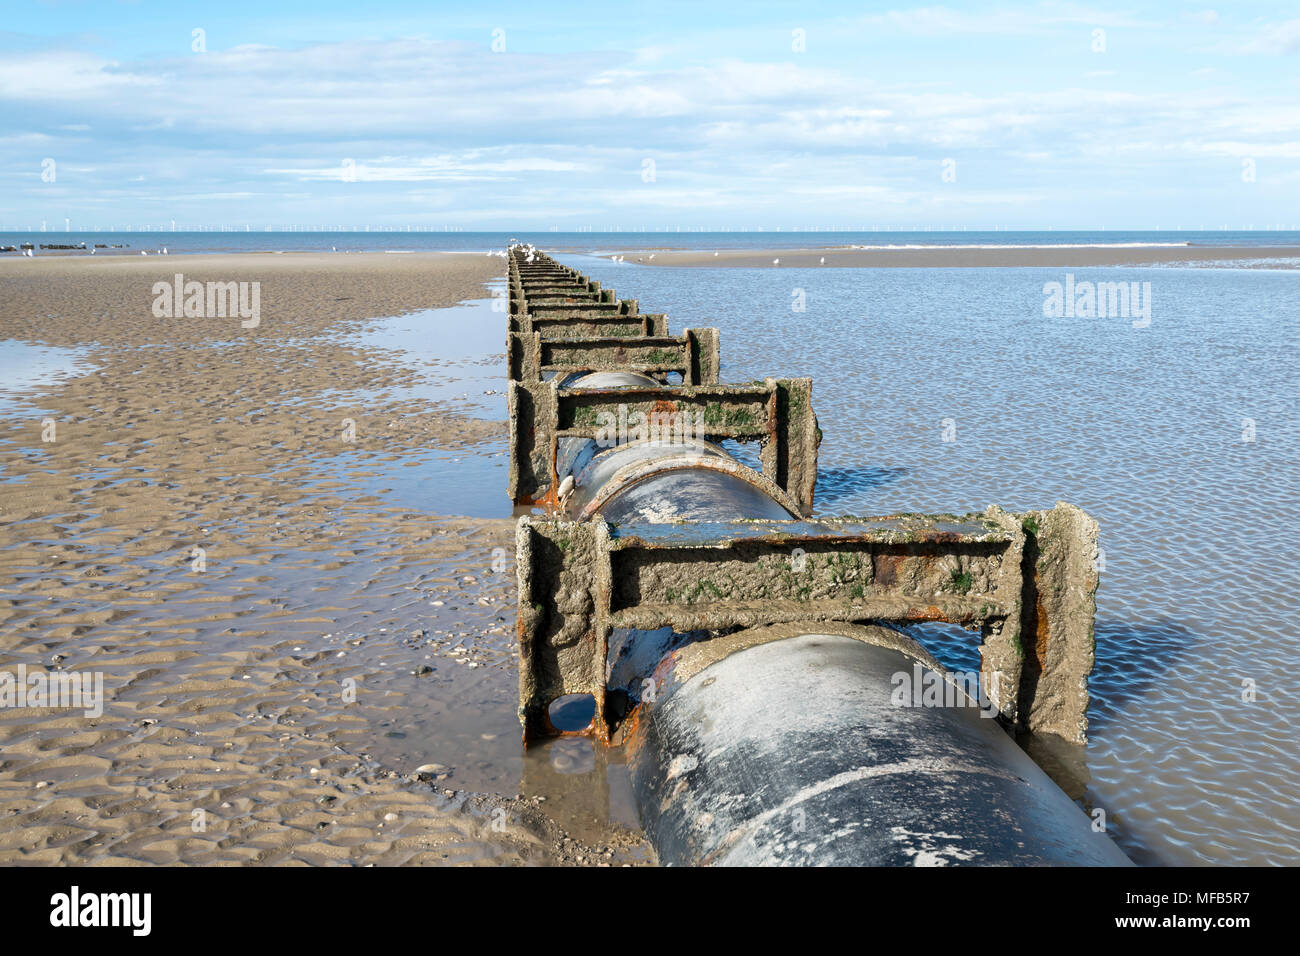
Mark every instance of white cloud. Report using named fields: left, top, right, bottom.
left=1240, top=18, right=1300, bottom=55
left=858, top=3, right=1147, bottom=36
left=0, top=20, right=1294, bottom=227
left=0, top=50, right=158, bottom=98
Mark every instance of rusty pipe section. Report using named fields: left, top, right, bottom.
left=505, top=243, right=1125, bottom=865
left=580, top=478, right=1126, bottom=865
left=574, top=429, right=1128, bottom=866
left=507, top=246, right=817, bottom=514
left=554, top=372, right=801, bottom=522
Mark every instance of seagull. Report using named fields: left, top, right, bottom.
left=773, top=258, right=780, bottom=266
left=820, top=256, right=825, bottom=264
left=648, top=254, right=655, bottom=260
left=713, top=251, right=719, bottom=257
left=141, top=250, right=148, bottom=256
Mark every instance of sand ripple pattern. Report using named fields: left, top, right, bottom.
left=0, top=254, right=649, bottom=865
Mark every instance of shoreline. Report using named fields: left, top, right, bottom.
left=0, top=252, right=652, bottom=865
left=612, top=245, right=1300, bottom=268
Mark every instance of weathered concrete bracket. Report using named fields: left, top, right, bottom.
left=508, top=377, right=820, bottom=515
left=510, top=283, right=609, bottom=298
left=515, top=503, right=1100, bottom=744
left=509, top=312, right=668, bottom=340
left=507, top=329, right=720, bottom=384
left=525, top=301, right=636, bottom=317
left=509, top=291, right=624, bottom=315
left=515, top=273, right=591, bottom=289
left=1015, top=504, right=1101, bottom=743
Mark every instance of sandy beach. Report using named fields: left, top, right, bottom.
left=0, top=253, right=651, bottom=865
left=615, top=244, right=1300, bottom=268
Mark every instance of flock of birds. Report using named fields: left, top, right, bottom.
left=19, top=238, right=834, bottom=266
left=608, top=251, right=830, bottom=266
left=483, top=240, right=831, bottom=268
left=15, top=246, right=169, bottom=257
left=607, top=251, right=830, bottom=266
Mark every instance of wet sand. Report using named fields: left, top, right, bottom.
left=0, top=253, right=652, bottom=865
left=618, top=245, right=1300, bottom=268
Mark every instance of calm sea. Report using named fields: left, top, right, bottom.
left=552, top=252, right=1300, bottom=867
left=3, top=229, right=1300, bottom=256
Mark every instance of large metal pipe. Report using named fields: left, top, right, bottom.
left=624, top=623, right=1131, bottom=866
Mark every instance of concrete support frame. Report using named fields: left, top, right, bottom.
left=508, top=377, right=820, bottom=515
left=515, top=504, right=1100, bottom=745
left=506, top=328, right=720, bottom=385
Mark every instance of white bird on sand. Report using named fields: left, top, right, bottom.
left=820, top=256, right=825, bottom=264
left=713, top=251, right=719, bottom=256
left=648, top=254, right=655, bottom=260
left=141, top=250, right=148, bottom=256
left=773, top=258, right=780, bottom=266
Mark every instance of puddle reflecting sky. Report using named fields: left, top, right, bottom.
left=332, top=282, right=507, bottom=420
left=0, top=339, right=92, bottom=415
left=327, top=286, right=515, bottom=518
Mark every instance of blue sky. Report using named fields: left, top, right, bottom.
left=2, top=1, right=1297, bottom=229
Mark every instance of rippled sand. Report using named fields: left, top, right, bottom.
left=0, top=253, right=651, bottom=865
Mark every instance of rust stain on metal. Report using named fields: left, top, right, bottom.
left=874, top=552, right=904, bottom=588
left=1029, top=592, right=1051, bottom=676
